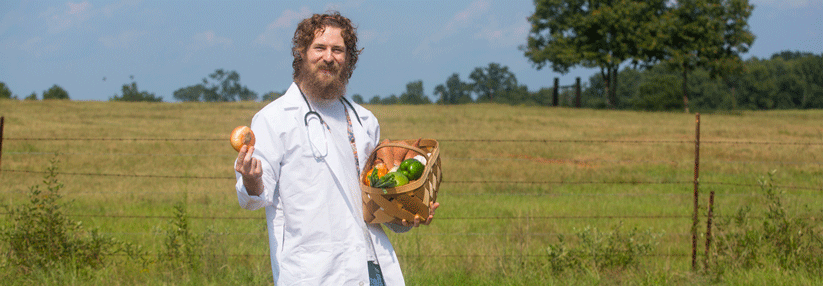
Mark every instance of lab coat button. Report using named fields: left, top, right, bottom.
left=359, top=281, right=364, bottom=286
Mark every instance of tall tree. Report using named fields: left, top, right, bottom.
left=399, top=80, right=431, bottom=105
left=173, top=85, right=210, bottom=102
left=110, top=76, right=163, bottom=102
left=0, top=82, right=13, bottom=99
left=523, top=0, right=668, bottom=108
left=42, top=85, right=70, bottom=100
left=665, top=0, right=755, bottom=112
left=434, top=73, right=473, bottom=104
left=795, top=54, right=823, bottom=108
left=469, top=63, right=518, bottom=103
left=173, top=69, right=257, bottom=102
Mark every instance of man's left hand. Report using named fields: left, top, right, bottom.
left=401, top=202, right=440, bottom=227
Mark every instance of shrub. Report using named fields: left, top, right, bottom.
left=710, top=170, right=823, bottom=274
left=1, top=157, right=114, bottom=273
left=545, top=224, right=660, bottom=274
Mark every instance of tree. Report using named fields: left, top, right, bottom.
left=173, top=69, right=257, bottom=102
left=262, top=90, right=285, bottom=102
left=634, top=74, right=682, bottom=111
left=469, top=63, right=519, bottom=103
left=0, top=82, right=14, bottom=99
left=664, top=0, right=755, bottom=112
left=25, top=92, right=37, bottom=101
left=434, top=73, right=473, bottom=104
left=771, top=51, right=815, bottom=61
left=795, top=54, right=823, bottom=108
left=351, top=94, right=364, bottom=104
left=110, top=77, right=163, bottom=102
left=523, top=0, right=669, bottom=108
left=399, top=80, right=431, bottom=105
left=42, top=85, right=70, bottom=100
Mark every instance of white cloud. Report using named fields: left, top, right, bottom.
left=102, top=0, right=142, bottom=18
left=255, top=6, right=312, bottom=49
left=474, top=19, right=530, bottom=49
left=180, top=30, right=233, bottom=61
left=9, top=36, right=61, bottom=57
left=750, top=0, right=812, bottom=8
left=40, top=1, right=94, bottom=34
left=99, top=30, right=148, bottom=49
left=413, top=0, right=491, bottom=60
left=190, top=31, right=233, bottom=49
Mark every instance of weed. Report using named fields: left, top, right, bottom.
left=545, top=223, right=660, bottom=274
left=1, top=157, right=114, bottom=274
left=158, top=201, right=204, bottom=272
left=710, top=170, right=823, bottom=274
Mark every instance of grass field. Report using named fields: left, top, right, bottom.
left=1, top=100, right=822, bottom=285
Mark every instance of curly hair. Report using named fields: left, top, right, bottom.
left=292, top=11, right=361, bottom=83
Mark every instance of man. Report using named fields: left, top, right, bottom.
left=234, top=12, right=438, bottom=285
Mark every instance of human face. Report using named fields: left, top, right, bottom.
left=297, top=26, right=348, bottom=101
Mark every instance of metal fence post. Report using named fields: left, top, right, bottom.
left=704, top=190, right=715, bottom=271
left=0, top=116, right=4, bottom=171
left=691, top=113, right=701, bottom=271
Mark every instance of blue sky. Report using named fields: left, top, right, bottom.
left=1, top=0, right=821, bottom=102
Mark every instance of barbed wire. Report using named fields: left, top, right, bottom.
left=2, top=169, right=230, bottom=179
left=4, top=151, right=229, bottom=157
left=3, top=138, right=224, bottom=141
left=104, top=252, right=691, bottom=258
left=3, top=211, right=810, bottom=221
left=91, top=231, right=691, bottom=237
left=3, top=169, right=821, bottom=192
left=5, top=137, right=822, bottom=146
left=6, top=152, right=823, bottom=166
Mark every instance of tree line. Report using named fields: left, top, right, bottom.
left=2, top=51, right=821, bottom=112
left=3, top=0, right=820, bottom=111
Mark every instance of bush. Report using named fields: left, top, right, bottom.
left=545, top=224, right=659, bottom=274
left=1, top=158, right=115, bottom=273
left=710, top=170, right=823, bottom=274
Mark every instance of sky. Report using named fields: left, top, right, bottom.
left=1, top=0, right=821, bottom=102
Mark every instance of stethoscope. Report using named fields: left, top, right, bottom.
left=299, top=86, right=376, bottom=255
left=298, top=85, right=362, bottom=159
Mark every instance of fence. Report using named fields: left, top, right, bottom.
left=1, top=114, right=822, bottom=272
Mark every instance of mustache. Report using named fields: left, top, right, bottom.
left=316, top=61, right=340, bottom=74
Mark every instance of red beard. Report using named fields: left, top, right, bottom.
left=296, top=60, right=347, bottom=101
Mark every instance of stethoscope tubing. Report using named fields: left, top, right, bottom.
left=297, top=84, right=362, bottom=127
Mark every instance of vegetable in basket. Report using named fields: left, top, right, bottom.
left=373, top=172, right=409, bottom=188
left=363, top=163, right=388, bottom=186
left=398, top=158, right=425, bottom=181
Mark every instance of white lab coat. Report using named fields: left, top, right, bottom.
left=235, top=82, right=406, bottom=286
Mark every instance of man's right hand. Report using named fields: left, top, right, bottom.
left=235, top=145, right=263, bottom=196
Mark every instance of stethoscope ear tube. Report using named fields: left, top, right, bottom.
left=304, top=110, right=322, bottom=126
left=297, top=84, right=362, bottom=127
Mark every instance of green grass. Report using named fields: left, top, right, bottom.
left=1, top=100, right=822, bottom=285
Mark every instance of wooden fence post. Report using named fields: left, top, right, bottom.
left=691, top=113, right=701, bottom=271
left=552, top=77, right=559, bottom=107
left=575, top=77, right=581, bottom=108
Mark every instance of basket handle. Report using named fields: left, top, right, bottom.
left=372, top=142, right=430, bottom=162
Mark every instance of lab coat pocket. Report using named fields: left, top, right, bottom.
left=281, top=243, right=346, bottom=285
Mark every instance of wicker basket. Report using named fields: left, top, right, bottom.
left=361, top=139, right=441, bottom=225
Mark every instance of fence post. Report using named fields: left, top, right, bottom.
left=691, top=113, right=701, bottom=271
left=552, top=77, right=559, bottom=107
left=575, top=77, right=581, bottom=108
left=704, top=190, right=715, bottom=271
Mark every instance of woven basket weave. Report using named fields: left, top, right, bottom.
left=361, top=139, right=441, bottom=225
